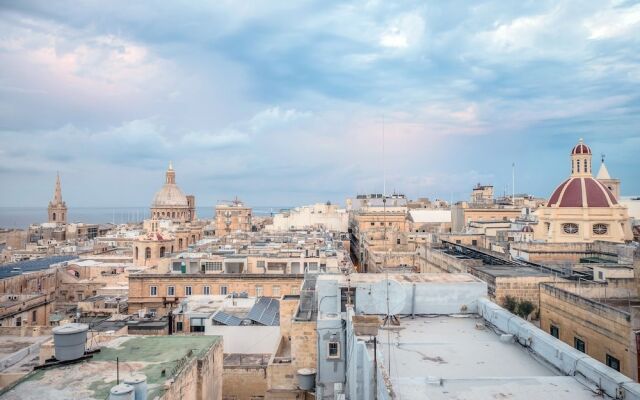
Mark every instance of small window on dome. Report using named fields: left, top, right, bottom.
left=576, top=160, right=581, bottom=173
left=593, top=224, right=608, bottom=235
left=563, top=223, right=579, bottom=234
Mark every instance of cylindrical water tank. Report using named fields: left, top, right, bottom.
left=52, top=323, right=89, bottom=361
left=124, top=374, right=148, bottom=400
left=109, top=383, right=134, bottom=400
left=297, top=368, right=317, bottom=391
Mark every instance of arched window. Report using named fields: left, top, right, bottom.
left=145, top=247, right=151, bottom=259
left=135, top=247, right=139, bottom=260
left=171, top=246, right=174, bottom=253
left=576, top=160, right=581, bottom=173
left=179, top=238, right=183, bottom=249
left=584, top=159, right=587, bottom=173
left=172, top=211, right=176, bottom=218
left=52, top=213, right=56, bottom=221
left=160, top=246, right=166, bottom=257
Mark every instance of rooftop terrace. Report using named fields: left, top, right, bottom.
left=378, top=315, right=597, bottom=399
left=0, top=335, right=220, bottom=400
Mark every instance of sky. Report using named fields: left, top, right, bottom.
left=0, top=0, right=639, bottom=207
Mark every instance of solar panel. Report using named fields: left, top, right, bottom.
left=246, top=297, right=280, bottom=326
left=211, top=311, right=242, bottom=326
left=0, top=255, right=76, bottom=279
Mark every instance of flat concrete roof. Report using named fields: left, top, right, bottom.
left=318, top=273, right=481, bottom=284
left=377, top=316, right=604, bottom=399
left=471, top=265, right=553, bottom=277
left=1, top=335, right=220, bottom=400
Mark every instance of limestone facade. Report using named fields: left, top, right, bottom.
left=540, top=281, right=640, bottom=380
left=128, top=274, right=303, bottom=315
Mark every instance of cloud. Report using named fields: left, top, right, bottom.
left=0, top=1, right=639, bottom=208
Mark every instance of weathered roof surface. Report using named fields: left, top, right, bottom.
left=378, top=316, right=606, bottom=399
left=318, top=273, right=481, bottom=284
left=1, top=335, right=220, bottom=400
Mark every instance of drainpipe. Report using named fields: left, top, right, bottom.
left=411, top=283, right=416, bottom=319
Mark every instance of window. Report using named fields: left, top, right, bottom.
left=396, top=238, right=401, bottom=245
left=150, top=286, right=158, bottom=296
left=160, top=246, right=166, bottom=257
left=472, top=240, right=478, bottom=246
left=190, top=318, right=205, bottom=333
left=606, top=354, right=620, bottom=372
left=598, top=271, right=604, bottom=280
left=291, top=286, right=300, bottom=295
left=370, top=222, right=375, bottom=226
left=255, top=285, right=264, bottom=297
left=272, top=286, right=281, bottom=297
left=203, top=286, right=210, bottom=295
left=563, top=223, right=579, bottom=234
left=550, top=325, right=559, bottom=339
left=257, top=260, right=266, bottom=270
left=574, top=337, right=586, bottom=353
left=220, top=286, right=228, bottom=295
left=145, top=247, right=151, bottom=259
left=328, top=342, right=340, bottom=359
left=204, top=261, right=222, bottom=272
left=185, top=286, right=192, bottom=296
left=167, top=286, right=175, bottom=296
left=176, top=321, right=183, bottom=332
left=593, top=224, right=608, bottom=235
left=577, top=159, right=581, bottom=172
left=32, top=310, right=37, bottom=322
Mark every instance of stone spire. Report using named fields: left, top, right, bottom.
left=596, top=154, right=611, bottom=180
left=48, top=173, right=67, bottom=224
left=53, top=172, right=63, bottom=205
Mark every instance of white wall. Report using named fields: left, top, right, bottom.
left=205, top=325, right=280, bottom=353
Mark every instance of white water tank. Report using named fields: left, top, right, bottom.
left=52, top=323, right=88, bottom=361
left=124, top=374, right=148, bottom=400
left=109, top=383, right=134, bottom=400
left=297, top=368, right=316, bottom=391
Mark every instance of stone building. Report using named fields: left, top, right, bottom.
left=132, top=231, right=175, bottom=268
left=150, top=162, right=196, bottom=223
left=540, top=280, right=640, bottom=380
left=534, top=139, right=632, bottom=243
left=214, top=198, right=252, bottom=236
left=47, top=173, right=67, bottom=224
left=267, top=202, right=348, bottom=232
left=127, top=273, right=304, bottom=315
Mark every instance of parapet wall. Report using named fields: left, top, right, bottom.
left=478, top=297, right=640, bottom=400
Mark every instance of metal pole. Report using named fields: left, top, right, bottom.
left=116, top=356, right=119, bottom=384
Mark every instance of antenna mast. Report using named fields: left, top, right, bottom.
left=512, top=162, right=515, bottom=205
left=382, top=114, right=386, bottom=197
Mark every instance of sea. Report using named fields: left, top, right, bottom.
left=0, top=206, right=291, bottom=229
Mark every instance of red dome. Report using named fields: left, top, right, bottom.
left=547, top=177, right=617, bottom=208
left=571, top=142, right=591, bottom=155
